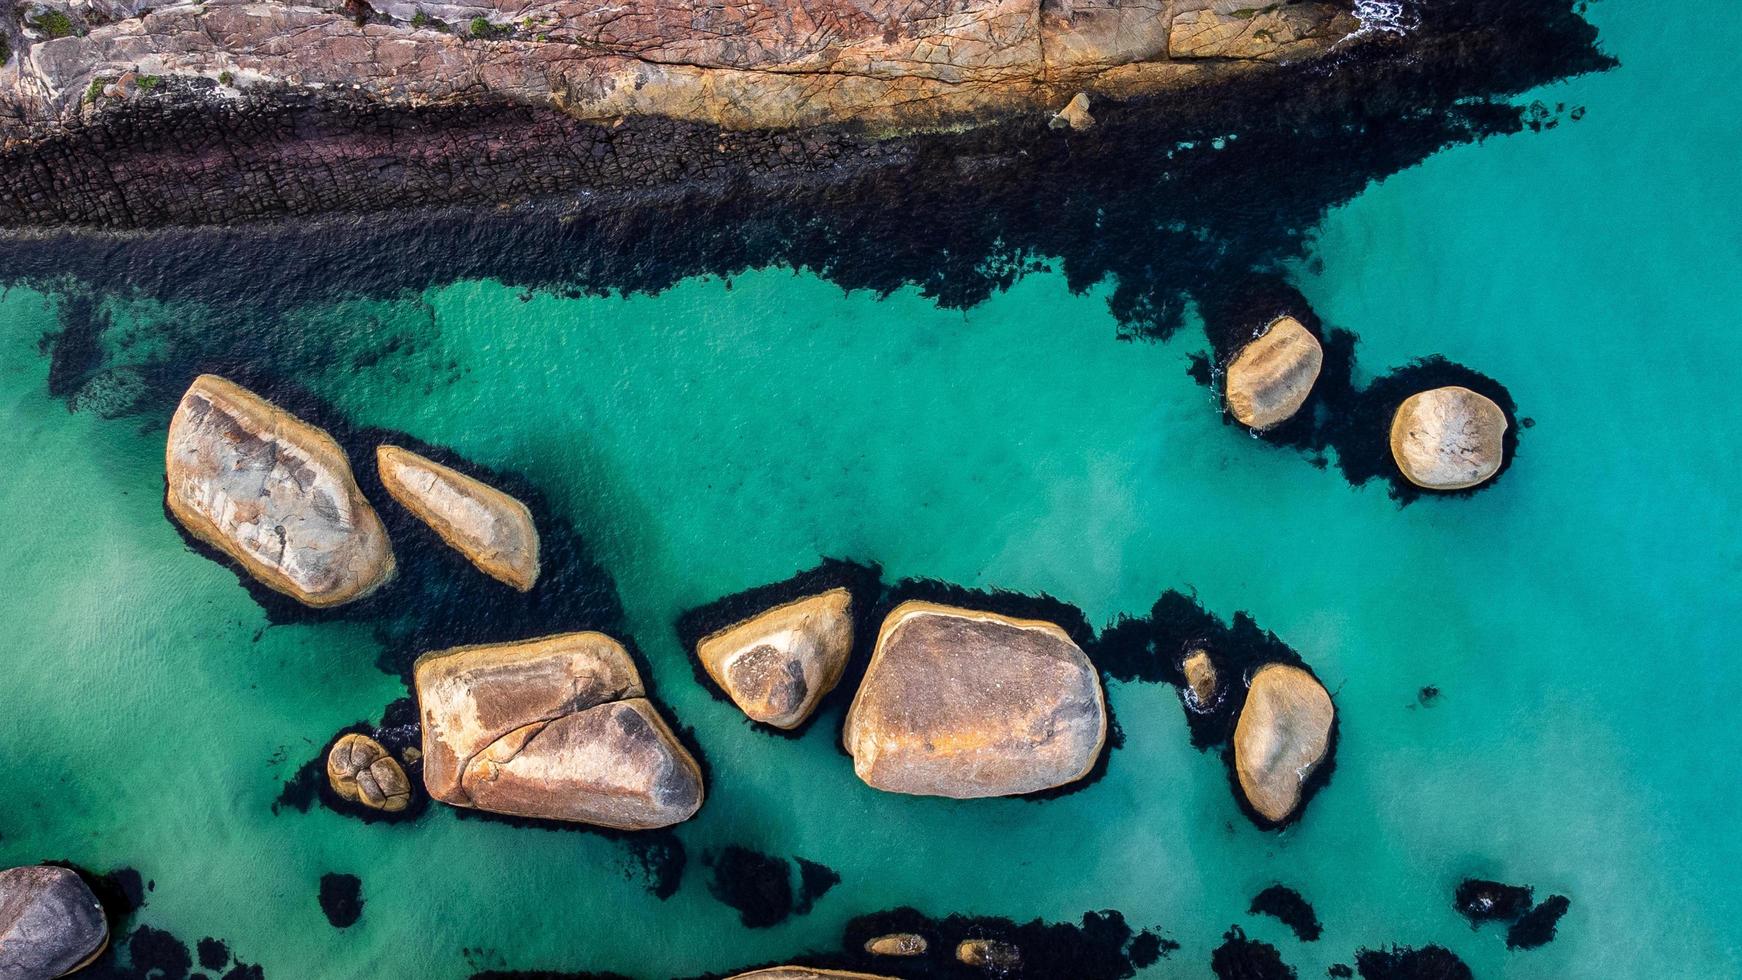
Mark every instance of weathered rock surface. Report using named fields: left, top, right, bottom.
left=1233, top=663, right=1334, bottom=823
left=165, top=374, right=394, bottom=607
left=696, top=588, right=853, bottom=729
left=865, top=933, right=929, bottom=956
left=1181, top=648, right=1218, bottom=709
left=1, top=0, right=1358, bottom=140
left=957, top=938, right=1022, bottom=970
left=843, top=601, right=1107, bottom=798
left=1050, top=92, right=1094, bottom=131
left=727, top=970, right=898, bottom=980
left=1224, top=315, right=1323, bottom=429
left=325, top=733, right=412, bottom=812
left=0, top=866, right=110, bottom=980
left=1389, top=386, right=1509, bottom=490
left=415, top=632, right=704, bottom=830
left=376, top=445, right=540, bottom=591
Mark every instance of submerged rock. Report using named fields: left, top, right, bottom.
left=317, top=873, right=363, bottom=929
left=415, top=632, right=703, bottom=830
left=728, top=970, right=898, bottom=980
left=865, top=933, right=929, bottom=956
left=325, top=733, right=412, bottom=812
left=1182, top=648, right=1219, bottom=710
left=1224, top=315, right=1324, bottom=429
left=1388, top=386, right=1509, bottom=490
left=958, top=938, right=1022, bottom=971
left=1233, top=664, right=1334, bottom=824
left=843, top=601, right=1107, bottom=798
left=696, top=588, right=854, bottom=729
left=0, top=865, right=110, bottom=979
left=1454, top=878, right=1533, bottom=924
left=1051, top=92, right=1095, bottom=131
left=165, top=374, right=394, bottom=607
left=376, top=445, right=540, bottom=591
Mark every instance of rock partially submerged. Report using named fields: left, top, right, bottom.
left=696, top=588, right=854, bottom=729
left=1224, top=315, right=1324, bottom=429
left=728, top=970, right=898, bottom=980
left=1389, top=386, right=1509, bottom=490
left=865, top=933, right=929, bottom=957
left=376, top=445, right=540, bottom=591
left=1454, top=878, right=1533, bottom=924
left=0, top=865, right=110, bottom=980
left=843, top=601, right=1106, bottom=798
left=1233, top=664, right=1334, bottom=824
left=165, top=374, right=394, bottom=607
left=1182, top=648, right=1218, bottom=710
left=325, top=733, right=412, bottom=813
left=415, top=632, right=704, bottom=830
left=958, top=938, right=1022, bottom=970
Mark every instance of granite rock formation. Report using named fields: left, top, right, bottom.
left=865, top=933, right=929, bottom=957
left=1224, top=315, right=1323, bottom=429
left=695, top=588, right=853, bottom=729
left=376, top=444, right=540, bottom=591
left=1388, top=385, right=1509, bottom=490
left=1233, top=663, right=1333, bottom=824
left=325, top=732, right=412, bottom=812
left=727, top=970, right=898, bottom=980
left=843, top=601, right=1106, bottom=798
left=165, top=374, right=395, bottom=607
left=1181, top=648, right=1217, bottom=710
left=0, top=865, right=110, bottom=980
left=414, top=632, right=704, bottom=829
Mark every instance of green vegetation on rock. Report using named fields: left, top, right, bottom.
left=28, top=9, right=76, bottom=39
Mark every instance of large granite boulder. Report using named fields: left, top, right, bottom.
left=165, top=374, right=394, bottom=607
left=326, top=733, right=412, bottom=812
left=696, top=589, right=854, bottom=729
left=0, top=865, right=109, bottom=980
left=728, top=970, right=899, bottom=980
left=376, top=445, right=540, bottom=591
left=415, top=632, right=704, bottom=830
left=843, top=601, right=1107, bottom=798
left=1389, top=386, right=1510, bottom=490
left=1233, top=664, right=1334, bottom=823
left=1224, top=315, right=1324, bottom=429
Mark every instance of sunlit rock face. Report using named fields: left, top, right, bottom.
left=1389, top=385, right=1509, bottom=490
left=0, top=865, right=110, bottom=980
left=696, top=588, right=854, bottom=729
left=415, top=632, right=704, bottom=830
left=326, top=733, right=412, bottom=812
left=165, top=374, right=394, bottom=607
left=1233, top=663, right=1334, bottom=823
left=377, top=445, right=540, bottom=592
left=1224, top=315, right=1324, bottom=430
left=843, top=601, right=1107, bottom=798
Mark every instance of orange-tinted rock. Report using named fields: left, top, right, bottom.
left=696, top=589, right=853, bottom=729
left=1233, top=664, right=1334, bottom=823
left=1224, top=315, right=1323, bottom=429
left=377, top=445, right=540, bottom=591
left=325, top=733, right=412, bottom=812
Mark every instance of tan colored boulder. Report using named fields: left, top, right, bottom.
left=696, top=589, right=854, bottom=729
left=1224, top=315, right=1324, bottom=429
left=1389, top=386, right=1509, bottom=490
left=415, top=632, right=704, bottom=830
left=1234, top=664, right=1334, bottom=823
left=728, top=970, right=898, bottom=980
left=1050, top=92, right=1094, bottom=130
left=0, top=865, right=109, bottom=979
left=864, top=933, right=928, bottom=956
left=165, top=374, right=394, bottom=607
left=843, top=601, right=1107, bottom=798
left=326, top=733, right=412, bottom=812
left=1181, top=648, right=1218, bottom=709
left=957, top=938, right=1022, bottom=970
left=376, top=445, right=540, bottom=591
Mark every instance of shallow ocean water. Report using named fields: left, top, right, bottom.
left=1, top=1, right=1738, bottom=977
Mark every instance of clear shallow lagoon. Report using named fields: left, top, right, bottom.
left=1, top=2, right=1738, bottom=977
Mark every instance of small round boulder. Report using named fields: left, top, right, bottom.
left=1388, top=385, right=1509, bottom=490
left=326, top=733, right=412, bottom=812
left=1224, top=316, right=1324, bottom=429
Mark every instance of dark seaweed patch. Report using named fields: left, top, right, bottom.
left=1453, top=878, right=1533, bottom=925
left=1506, top=895, right=1570, bottom=950
left=1249, top=885, right=1322, bottom=942
left=1127, top=929, right=1179, bottom=968
left=1353, top=945, right=1473, bottom=980
left=703, top=846, right=795, bottom=929
left=318, top=873, right=364, bottom=929
left=674, top=558, right=884, bottom=739
left=1211, top=925, right=1296, bottom=980
left=197, top=938, right=230, bottom=971
left=623, top=833, right=687, bottom=901
left=794, top=858, right=841, bottom=915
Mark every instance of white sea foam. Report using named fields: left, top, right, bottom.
left=1344, top=0, right=1417, bottom=42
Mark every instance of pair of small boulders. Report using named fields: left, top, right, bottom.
left=698, top=596, right=1108, bottom=799
left=0, top=866, right=109, bottom=980
left=1221, top=317, right=1508, bottom=490
left=1180, top=650, right=1335, bottom=824
left=165, top=374, right=540, bottom=607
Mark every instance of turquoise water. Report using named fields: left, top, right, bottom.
left=2, top=1, right=1739, bottom=976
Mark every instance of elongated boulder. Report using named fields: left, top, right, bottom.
left=415, top=632, right=704, bottom=830
left=376, top=445, right=540, bottom=591
left=326, top=733, right=412, bottom=812
left=1389, top=386, right=1509, bottom=490
left=843, top=601, right=1107, bottom=798
left=728, top=970, right=899, bottom=980
left=865, top=933, right=928, bottom=956
left=1233, top=664, right=1334, bottom=823
left=1182, top=648, right=1218, bottom=710
left=0, top=866, right=109, bottom=980
left=1224, top=315, right=1324, bottom=429
left=165, top=374, right=394, bottom=607
left=696, top=589, right=854, bottom=729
